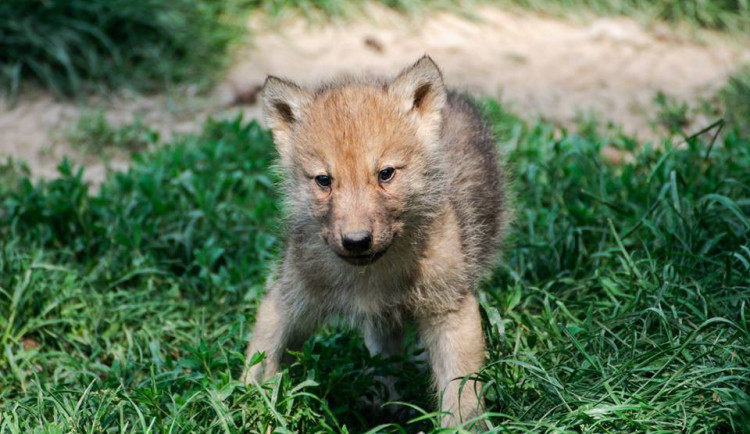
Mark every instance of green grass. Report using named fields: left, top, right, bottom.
left=0, top=102, right=748, bottom=432
left=245, top=0, right=750, bottom=30
left=719, top=65, right=750, bottom=136
left=67, top=112, right=160, bottom=155
left=244, top=0, right=475, bottom=19
left=0, top=0, right=244, bottom=98
left=251, top=0, right=750, bottom=32
left=503, top=0, right=750, bottom=31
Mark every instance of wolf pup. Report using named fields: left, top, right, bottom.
left=242, top=56, right=509, bottom=427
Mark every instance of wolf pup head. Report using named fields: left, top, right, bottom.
left=262, top=56, right=447, bottom=266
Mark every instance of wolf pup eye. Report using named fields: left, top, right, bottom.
left=378, top=167, right=395, bottom=183
left=315, top=174, right=332, bottom=189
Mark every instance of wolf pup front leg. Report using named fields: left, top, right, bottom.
left=242, top=281, right=314, bottom=384
left=420, top=293, right=485, bottom=427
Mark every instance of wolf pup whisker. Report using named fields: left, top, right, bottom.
left=242, top=55, right=510, bottom=428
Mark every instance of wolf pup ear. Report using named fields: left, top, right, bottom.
left=262, top=76, right=312, bottom=164
left=389, top=56, right=447, bottom=144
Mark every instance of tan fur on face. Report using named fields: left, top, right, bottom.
left=291, top=84, right=438, bottom=258
left=244, top=56, right=510, bottom=429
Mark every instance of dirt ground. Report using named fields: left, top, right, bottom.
left=1, top=5, right=748, bottom=185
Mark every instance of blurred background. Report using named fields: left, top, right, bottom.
left=1, top=0, right=748, bottom=184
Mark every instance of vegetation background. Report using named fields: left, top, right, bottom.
left=0, top=0, right=748, bottom=432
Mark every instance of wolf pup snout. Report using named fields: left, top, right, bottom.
left=242, top=55, right=510, bottom=428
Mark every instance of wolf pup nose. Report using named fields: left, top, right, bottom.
left=242, top=55, right=509, bottom=429
left=341, top=230, right=373, bottom=254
